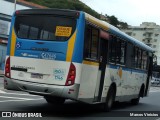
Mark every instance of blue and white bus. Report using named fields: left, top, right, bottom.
left=4, top=9, right=153, bottom=111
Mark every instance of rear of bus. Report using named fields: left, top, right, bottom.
left=4, top=9, right=85, bottom=101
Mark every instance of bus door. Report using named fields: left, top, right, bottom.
left=94, top=35, right=108, bottom=102
left=145, top=54, right=153, bottom=96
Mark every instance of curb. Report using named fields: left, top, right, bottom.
left=0, top=74, right=4, bottom=77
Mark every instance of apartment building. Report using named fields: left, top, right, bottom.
left=122, top=22, right=160, bottom=65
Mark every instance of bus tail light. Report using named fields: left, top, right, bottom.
left=5, top=57, right=11, bottom=78
left=15, top=10, right=20, bottom=15
left=65, top=63, right=76, bottom=86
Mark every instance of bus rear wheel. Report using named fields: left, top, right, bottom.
left=131, top=96, right=140, bottom=105
left=103, top=86, right=116, bottom=112
left=131, top=86, right=144, bottom=105
left=44, top=96, right=65, bottom=104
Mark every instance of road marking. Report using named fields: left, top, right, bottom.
left=0, top=92, right=38, bottom=96
left=0, top=98, right=43, bottom=103
left=0, top=90, right=6, bottom=93
left=150, top=87, right=160, bottom=92
left=150, top=90, right=160, bottom=93
left=0, top=95, right=41, bottom=100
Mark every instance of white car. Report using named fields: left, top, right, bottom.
left=151, top=77, right=160, bottom=85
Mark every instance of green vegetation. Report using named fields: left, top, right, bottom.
left=25, top=0, right=100, bottom=18
left=106, top=15, right=128, bottom=29
left=25, top=0, right=128, bottom=28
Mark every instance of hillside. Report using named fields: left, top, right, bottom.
left=24, top=0, right=128, bottom=28
left=25, top=0, right=100, bottom=18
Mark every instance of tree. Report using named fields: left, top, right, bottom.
left=108, top=15, right=119, bottom=27
left=119, top=21, right=128, bottom=29
left=24, top=0, right=128, bottom=27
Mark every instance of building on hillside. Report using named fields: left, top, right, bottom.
left=100, top=14, right=109, bottom=21
left=122, top=22, right=160, bottom=65
left=0, top=0, right=46, bottom=72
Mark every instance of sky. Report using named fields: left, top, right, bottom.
left=79, top=0, right=160, bottom=26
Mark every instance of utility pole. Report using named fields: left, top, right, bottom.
left=14, top=0, right=17, bottom=11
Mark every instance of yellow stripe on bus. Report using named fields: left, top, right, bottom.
left=10, top=28, right=16, bottom=56
left=85, top=13, right=109, bottom=31
left=83, top=60, right=99, bottom=66
left=66, top=30, right=77, bottom=62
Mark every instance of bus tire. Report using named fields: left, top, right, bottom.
left=103, top=86, right=116, bottom=112
left=131, top=86, right=144, bottom=105
left=131, top=96, right=140, bottom=105
left=44, top=96, right=65, bottom=104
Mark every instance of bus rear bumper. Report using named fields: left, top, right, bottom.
left=4, top=77, right=21, bottom=91
left=4, top=77, right=79, bottom=100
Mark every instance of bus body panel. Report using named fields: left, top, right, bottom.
left=78, top=62, right=99, bottom=103
left=108, top=66, right=147, bottom=102
left=14, top=38, right=68, bottom=61
left=6, top=15, right=15, bottom=56
left=78, top=63, right=148, bottom=104
left=72, top=12, right=85, bottom=63
left=10, top=56, right=70, bottom=85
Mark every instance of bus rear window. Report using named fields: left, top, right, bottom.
left=15, top=15, right=76, bottom=41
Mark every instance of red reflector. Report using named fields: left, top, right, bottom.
left=69, top=89, right=75, bottom=92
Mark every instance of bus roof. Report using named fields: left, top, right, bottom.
left=14, top=9, right=153, bottom=53
left=85, top=12, right=154, bottom=53
left=14, top=8, right=80, bottom=18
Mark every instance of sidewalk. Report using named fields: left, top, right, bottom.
left=151, top=84, right=160, bottom=87
left=0, top=70, right=4, bottom=77
left=0, top=77, right=4, bottom=89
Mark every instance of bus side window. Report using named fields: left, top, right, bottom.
left=109, top=36, right=116, bottom=64
left=116, top=39, right=121, bottom=64
left=134, top=47, right=143, bottom=69
left=119, top=40, right=126, bottom=65
left=134, top=47, right=139, bottom=68
left=142, top=51, right=148, bottom=70
left=109, top=37, right=126, bottom=65
left=84, top=24, right=99, bottom=61
left=115, top=39, right=126, bottom=65
left=126, top=42, right=134, bottom=68
left=138, top=49, right=142, bottom=69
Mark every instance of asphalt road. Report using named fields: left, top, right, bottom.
left=0, top=77, right=160, bottom=120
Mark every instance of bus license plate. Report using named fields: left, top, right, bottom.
left=31, top=73, right=43, bottom=79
